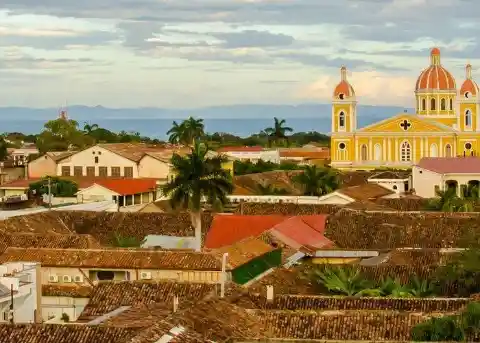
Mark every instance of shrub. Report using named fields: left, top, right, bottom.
left=411, top=316, right=464, bottom=342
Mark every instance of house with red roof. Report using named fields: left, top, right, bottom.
left=75, top=178, right=161, bottom=207
left=413, top=157, right=480, bottom=197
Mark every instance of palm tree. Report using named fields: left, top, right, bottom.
left=292, top=165, right=339, bottom=196
left=83, top=122, right=99, bottom=134
left=161, top=141, right=233, bottom=251
left=313, top=265, right=379, bottom=296
left=264, top=117, right=293, bottom=146
left=167, top=120, right=185, bottom=144
left=426, top=188, right=477, bottom=212
left=183, top=117, right=205, bottom=145
left=256, top=184, right=289, bottom=195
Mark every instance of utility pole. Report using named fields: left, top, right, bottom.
left=220, top=253, right=228, bottom=298
left=47, top=177, right=52, bottom=210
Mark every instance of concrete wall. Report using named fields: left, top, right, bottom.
left=0, top=167, right=26, bottom=183
left=57, top=146, right=138, bottom=177
left=28, top=155, right=57, bottom=178
left=412, top=167, right=442, bottom=198
left=138, top=155, right=170, bottom=179
left=41, top=296, right=89, bottom=322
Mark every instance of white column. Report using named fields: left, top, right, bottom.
left=395, top=139, right=399, bottom=162
left=388, top=139, right=392, bottom=162
left=413, top=138, right=417, bottom=162
left=425, top=137, right=429, bottom=157
left=355, top=137, right=359, bottom=161
left=439, top=137, right=443, bottom=157
left=368, top=138, right=373, bottom=161
left=382, top=138, right=386, bottom=161
left=454, top=139, right=457, bottom=157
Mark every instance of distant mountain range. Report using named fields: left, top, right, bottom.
left=0, top=104, right=414, bottom=137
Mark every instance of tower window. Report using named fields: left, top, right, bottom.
left=465, top=142, right=472, bottom=150
left=465, top=110, right=472, bottom=127
left=430, top=98, right=436, bottom=111
left=339, top=93, right=345, bottom=100
left=450, top=98, right=453, bottom=110
left=339, top=112, right=345, bottom=128
left=400, top=141, right=411, bottom=162
left=421, top=99, right=426, bottom=111
left=338, top=142, right=346, bottom=150
left=465, top=92, right=470, bottom=99
left=441, top=98, right=446, bottom=111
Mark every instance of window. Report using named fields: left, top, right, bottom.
left=430, top=144, right=438, bottom=157
left=2, top=312, right=7, bottom=321
left=338, top=142, right=346, bottom=150
left=124, top=167, right=133, bottom=178
left=465, top=110, right=472, bottom=127
left=99, top=167, right=108, bottom=177
left=400, top=141, right=411, bottom=162
left=465, top=142, right=472, bottom=150
left=111, top=167, right=121, bottom=177
left=360, top=144, right=368, bottom=161
left=430, top=98, right=436, bottom=111
left=86, top=167, right=95, bottom=177
left=392, top=185, right=398, bottom=190
left=61, top=166, right=70, bottom=176
left=445, top=144, right=452, bottom=157
left=73, top=166, right=83, bottom=177
left=450, top=98, right=453, bottom=110
left=374, top=144, right=382, bottom=161
left=441, top=98, right=446, bottom=110
left=465, top=92, right=470, bottom=99
left=339, top=112, right=345, bottom=128
left=94, top=156, right=99, bottom=164
left=421, top=98, right=426, bottom=111
left=339, top=93, right=344, bottom=100
left=96, top=271, right=115, bottom=281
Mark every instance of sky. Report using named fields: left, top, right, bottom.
left=0, top=0, right=479, bottom=108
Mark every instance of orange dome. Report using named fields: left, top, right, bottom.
left=460, top=64, right=479, bottom=96
left=333, top=66, right=355, bottom=99
left=415, top=48, right=456, bottom=91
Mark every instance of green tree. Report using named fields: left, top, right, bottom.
left=161, top=142, right=233, bottom=251
left=256, top=184, right=289, bottom=195
left=426, top=188, right=477, bottom=212
left=112, top=232, right=144, bottom=247
left=264, top=117, right=293, bottom=146
left=411, top=316, right=464, bottom=342
left=292, top=165, right=339, bottom=196
left=167, top=120, right=186, bottom=144
left=167, top=117, right=205, bottom=145
left=83, top=122, right=99, bottom=135
left=29, top=177, right=78, bottom=197
left=0, top=137, right=8, bottom=161
left=36, top=118, right=87, bottom=153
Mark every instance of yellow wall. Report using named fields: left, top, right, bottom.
left=312, top=257, right=360, bottom=264
left=332, top=104, right=352, bottom=132
left=459, top=103, right=477, bottom=132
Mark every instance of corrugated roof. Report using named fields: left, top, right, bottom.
left=92, top=179, right=158, bottom=195
left=211, top=236, right=276, bottom=268
left=417, top=157, right=480, bottom=174
left=98, top=143, right=185, bottom=163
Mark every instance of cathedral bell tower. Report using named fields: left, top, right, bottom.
left=458, top=63, right=480, bottom=132
left=331, top=66, right=357, bottom=133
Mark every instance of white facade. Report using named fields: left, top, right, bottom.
left=11, top=147, right=39, bottom=165
left=0, top=262, right=41, bottom=324
left=56, top=145, right=172, bottom=179
left=42, top=296, right=89, bottom=322
left=222, top=150, right=280, bottom=163
left=368, top=178, right=410, bottom=194
left=76, top=184, right=158, bottom=206
left=412, top=166, right=480, bottom=198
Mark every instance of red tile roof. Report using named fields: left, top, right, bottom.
left=205, top=214, right=328, bottom=249
left=270, top=216, right=332, bottom=250
left=217, top=146, right=264, bottom=152
left=417, top=157, right=480, bottom=174
left=94, top=179, right=157, bottom=195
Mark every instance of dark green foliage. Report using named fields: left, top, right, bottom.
left=167, top=117, right=205, bottom=145
left=411, top=316, right=464, bottom=342
left=256, top=184, right=289, bottom=195
left=233, top=160, right=304, bottom=175
left=29, top=177, right=78, bottom=197
left=112, top=232, right=144, bottom=247
left=292, top=165, right=339, bottom=196
left=263, top=117, right=293, bottom=146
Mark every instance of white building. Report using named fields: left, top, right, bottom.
left=412, top=157, right=480, bottom=198
left=217, top=146, right=280, bottom=163
left=367, top=171, right=411, bottom=194
left=10, top=146, right=39, bottom=166
left=0, top=262, right=41, bottom=324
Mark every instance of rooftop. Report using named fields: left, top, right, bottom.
left=338, top=183, right=394, bottom=202
left=0, top=233, right=101, bottom=254
left=211, top=236, right=277, bottom=268
left=98, top=143, right=187, bottom=163
left=0, top=248, right=225, bottom=270
left=369, top=171, right=410, bottom=180
left=417, top=157, right=480, bottom=174
left=87, top=179, right=158, bottom=195
left=77, top=281, right=215, bottom=322
left=42, top=284, right=92, bottom=298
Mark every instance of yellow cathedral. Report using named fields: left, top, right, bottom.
left=330, top=47, right=480, bottom=170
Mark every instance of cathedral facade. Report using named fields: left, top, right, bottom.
left=330, top=48, right=480, bottom=170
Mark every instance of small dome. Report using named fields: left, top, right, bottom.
left=460, top=64, right=479, bottom=97
left=415, top=48, right=456, bottom=91
left=333, top=66, right=355, bottom=99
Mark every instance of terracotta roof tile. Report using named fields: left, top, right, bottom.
left=211, top=236, right=277, bottom=268
left=77, top=281, right=215, bottom=322
left=42, top=285, right=93, bottom=298
left=217, top=146, right=264, bottom=152
left=417, top=157, right=480, bottom=173
left=98, top=143, right=185, bottom=163
left=338, top=183, right=394, bottom=201
left=271, top=216, right=331, bottom=250
left=0, top=248, right=224, bottom=270
left=0, top=233, right=101, bottom=254
left=0, top=324, right=138, bottom=343
left=369, top=171, right=410, bottom=180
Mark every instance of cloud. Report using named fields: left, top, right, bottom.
left=296, top=70, right=415, bottom=106
left=212, top=30, right=294, bottom=48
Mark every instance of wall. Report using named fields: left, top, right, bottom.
left=77, top=185, right=116, bottom=203
left=412, top=167, right=442, bottom=198
left=227, top=194, right=351, bottom=205
left=41, top=296, right=89, bottom=322
left=138, top=155, right=170, bottom=179
left=57, top=146, right=138, bottom=177
left=42, top=196, right=77, bottom=206
left=41, top=266, right=224, bottom=285
left=28, top=155, right=57, bottom=179
left=0, top=167, right=26, bottom=183
left=368, top=179, right=407, bottom=194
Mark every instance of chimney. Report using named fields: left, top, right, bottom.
left=173, top=295, right=179, bottom=312
left=266, top=285, right=274, bottom=302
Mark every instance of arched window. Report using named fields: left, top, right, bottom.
left=374, top=144, right=382, bottom=161
left=339, top=111, right=345, bottom=128
left=400, top=141, right=411, bottom=162
left=421, top=98, right=426, bottom=111
left=465, top=110, right=472, bottom=127
left=445, top=144, right=452, bottom=158
left=430, top=98, right=436, bottom=111
left=450, top=98, right=453, bottom=110
left=430, top=143, right=438, bottom=157
left=360, top=144, right=368, bottom=161
left=441, top=98, right=446, bottom=111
